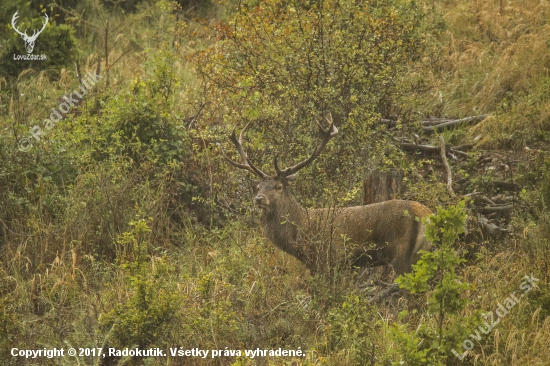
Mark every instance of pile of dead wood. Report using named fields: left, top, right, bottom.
left=372, top=114, right=521, bottom=239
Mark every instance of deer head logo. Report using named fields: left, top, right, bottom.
left=11, top=11, right=49, bottom=54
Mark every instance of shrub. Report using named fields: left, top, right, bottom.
left=99, top=215, right=181, bottom=354
left=391, top=201, right=480, bottom=364
left=196, top=0, right=439, bottom=202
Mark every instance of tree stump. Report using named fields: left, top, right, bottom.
left=363, top=170, right=404, bottom=205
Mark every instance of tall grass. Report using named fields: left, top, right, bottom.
left=425, top=0, right=550, bottom=148
left=1, top=0, right=550, bottom=365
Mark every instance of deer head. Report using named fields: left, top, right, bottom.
left=223, top=115, right=338, bottom=212
left=11, top=11, right=49, bottom=54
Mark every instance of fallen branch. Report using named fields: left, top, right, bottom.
left=450, top=148, right=469, bottom=157
left=491, top=195, right=514, bottom=204
left=479, top=204, right=514, bottom=220
left=423, top=114, right=489, bottom=133
left=451, top=143, right=474, bottom=151
left=421, top=117, right=452, bottom=126
left=399, top=142, right=468, bottom=158
left=400, top=142, right=443, bottom=154
left=478, top=215, right=501, bottom=238
left=482, top=197, right=496, bottom=206
left=479, top=204, right=513, bottom=214
left=440, top=135, right=455, bottom=197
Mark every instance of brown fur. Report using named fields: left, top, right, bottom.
left=255, top=177, right=432, bottom=275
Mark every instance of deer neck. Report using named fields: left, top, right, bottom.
left=263, top=192, right=308, bottom=263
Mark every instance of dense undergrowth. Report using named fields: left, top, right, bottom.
left=1, top=0, right=549, bottom=365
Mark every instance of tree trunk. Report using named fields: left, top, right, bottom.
left=363, top=170, right=404, bottom=205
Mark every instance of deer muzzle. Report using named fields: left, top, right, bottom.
left=254, top=194, right=269, bottom=209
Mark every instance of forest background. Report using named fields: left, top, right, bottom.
left=1, top=0, right=550, bottom=364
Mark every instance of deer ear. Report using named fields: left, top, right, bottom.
left=286, top=174, right=297, bottom=182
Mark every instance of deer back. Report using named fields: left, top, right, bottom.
left=295, top=200, right=432, bottom=273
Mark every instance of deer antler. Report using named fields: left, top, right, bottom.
left=223, top=121, right=268, bottom=178
left=11, top=11, right=28, bottom=38
left=274, top=113, right=339, bottom=178
left=11, top=11, right=48, bottom=40
left=30, top=13, right=49, bottom=41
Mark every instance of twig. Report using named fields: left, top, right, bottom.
left=420, top=117, right=452, bottom=126
left=440, top=135, right=455, bottom=197
left=423, top=114, right=489, bottom=132
left=104, top=19, right=109, bottom=88
left=482, top=197, right=496, bottom=206
left=450, top=148, right=469, bottom=157
left=74, top=59, right=82, bottom=84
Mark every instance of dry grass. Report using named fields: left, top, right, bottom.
left=2, top=1, right=550, bottom=365
left=459, top=248, right=550, bottom=365
left=426, top=0, right=550, bottom=148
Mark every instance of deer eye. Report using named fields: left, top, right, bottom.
left=276, top=185, right=283, bottom=191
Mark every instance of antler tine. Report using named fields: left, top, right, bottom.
left=37, top=13, right=48, bottom=33
left=29, top=13, right=48, bottom=39
left=223, top=121, right=268, bottom=178
left=325, top=113, right=338, bottom=137
left=275, top=114, right=339, bottom=178
left=274, top=155, right=283, bottom=176
left=11, top=11, right=48, bottom=40
left=11, top=11, right=27, bottom=37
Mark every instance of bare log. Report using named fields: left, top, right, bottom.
left=423, top=114, right=489, bottom=133
left=420, top=117, right=452, bottom=126
left=478, top=215, right=501, bottom=238
left=482, top=197, right=496, bottom=205
left=400, top=142, right=443, bottom=154
left=421, top=118, right=452, bottom=126
left=440, top=135, right=455, bottom=197
left=400, top=142, right=468, bottom=158
left=479, top=204, right=513, bottom=219
left=450, top=148, right=469, bottom=157
left=491, top=195, right=514, bottom=204
left=479, top=204, right=513, bottom=213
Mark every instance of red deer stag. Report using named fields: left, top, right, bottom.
left=224, top=117, right=432, bottom=275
